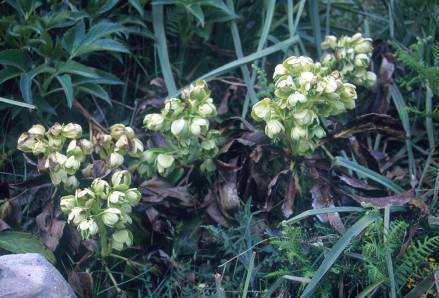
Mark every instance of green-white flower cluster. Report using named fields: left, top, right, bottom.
left=252, top=55, right=357, bottom=156
left=321, top=33, right=376, bottom=87
left=60, top=170, right=139, bottom=251
left=141, top=80, right=220, bottom=177
left=17, top=123, right=90, bottom=190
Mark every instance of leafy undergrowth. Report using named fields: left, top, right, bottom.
left=0, top=1, right=438, bottom=297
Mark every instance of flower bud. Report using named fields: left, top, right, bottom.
left=339, top=83, right=357, bottom=102
left=189, top=80, right=209, bottom=101
left=125, top=188, right=141, bottom=204
left=294, top=109, right=315, bottom=125
left=321, top=35, right=337, bottom=49
left=111, top=170, right=131, bottom=191
left=48, top=136, right=64, bottom=150
left=171, top=118, right=187, bottom=136
left=64, top=175, right=79, bottom=192
left=91, top=178, right=110, bottom=198
left=28, top=124, right=46, bottom=136
left=190, top=118, right=209, bottom=136
left=273, top=64, right=287, bottom=79
left=78, top=219, right=99, bottom=237
left=251, top=98, right=272, bottom=121
left=65, top=156, right=81, bottom=175
left=109, top=191, right=126, bottom=204
left=68, top=207, right=85, bottom=225
left=60, top=195, right=76, bottom=213
left=102, top=208, right=121, bottom=226
left=129, top=138, right=144, bottom=157
left=291, top=126, right=307, bottom=140
left=265, top=120, right=284, bottom=139
left=66, top=140, right=83, bottom=157
left=141, top=150, right=156, bottom=163
left=62, top=123, right=82, bottom=139
left=198, top=102, right=216, bottom=117
left=111, top=229, right=133, bottom=251
left=143, top=113, right=164, bottom=131
left=109, top=152, right=124, bottom=168
left=163, top=98, right=183, bottom=115
left=110, top=123, right=126, bottom=138
left=287, top=92, right=307, bottom=106
left=17, top=132, right=36, bottom=153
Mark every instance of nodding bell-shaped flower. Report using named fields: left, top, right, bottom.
left=321, top=35, right=338, bottom=50
left=125, top=188, right=141, bottom=204
left=170, top=118, right=187, bottom=136
left=62, top=123, right=82, bottom=139
left=201, top=139, right=217, bottom=151
left=109, top=152, right=124, bottom=168
left=190, top=118, right=209, bottom=136
left=111, top=229, right=133, bottom=251
left=115, top=135, right=129, bottom=152
left=108, top=191, right=126, bottom=204
left=76, top=188, right=95, bottom=208
left=110, top=123, right=126, bottom=138
left=65, top=156, right=81, bottom=175
left=28, top=124, right=46, bottom=136
left=287, top=92, right=307, bottom=106
left=163, top=98, right=183, bottom=115
left=66, top=140, right=83, bottom=157
left=111, top=170, right=131, bottom=191
left=156, top=153, right=174, bottom=175
left=32, top=140, right=48, bottom=155
left=50, top=169, right=67, bottom=185
left=48, top=123, right=63, bottom=137
left=124, top=126, right=135, bottom=138
left=265, top=120, right=284, bottom=139
left=339, top=83, right=357, bottom=102
left=298, top=71, right=315, bottom=90
left=91, top=178, right=110, bottom=198
left=143, top=113, right=164, bottom=131
left=294, top=109, right=316, bottom=125
left=60, top=195, right=76, bottom=213
left=79, top=139, right=93, bottom=155
left=354, top=40, right=373, bottom=54
left=273, top=64, right=287, bottom=79
left=365, top=71, right=377, bottom=88
left=198, top=102, right=216, bottom=117
left=17, top=132, right=36, bottom=153
left=64, top=175, right=79, bottom=192
left=129, top=138, right=144, bottom=157
left=47, top=136, right=64, bottom=150
left=189, top=80, right=209, bottom=101
left=291, top=126, right=307, bottom=140
left=68, top=207, right=85, bottom=225
left=78, top=219, right=99, bottom=237
left=251, top=98, right=272, bottom=121
left=102, top=208, right=121, bottom=226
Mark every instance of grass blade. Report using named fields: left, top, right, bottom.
left=283, top=207, right=365, bottom=225
left=300, top=213, right=377, bottom=298
left=384, top=206, right=397, bottom=298
left=333, top=157, right=404, bottom=194
left=0, top=96, right=35, bottom=109
left=152, top=4, right=177, bottom=96
left=242, top=251, right=256, bottom=298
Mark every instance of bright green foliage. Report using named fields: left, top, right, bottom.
left=141, top=80, right=220, bottom=177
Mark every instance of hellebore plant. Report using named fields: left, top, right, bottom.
left=251, top=33, right=376, bottom=157
left=141, top=80, right=220, bottom=178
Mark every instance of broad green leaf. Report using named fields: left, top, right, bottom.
left=283, top=207, right=365, bottom=224
left=74, top=39, right=129, bottom=57
left=128, top=0, right=145, bottom=16
left=19, top=65, right=55, bottom=104
left=98, top=0, right=119, bottom=15
left=301, top=213, right=378, bottom=297
left=79, top=83, right=112, bottom=105
left=187, top=4, right=205, bottom=26
left=333, top=157, right=404, bottom=194
left=58, top=60, right=101, bottom=78
left=0, top=231, right=56, bottom=263
left=56, top=74, right=74, bottom=108
left=0, top=49, right=32, bottom=71
left=0, top=66, right=22, bottom=84
left=0, top=97, right=35, bottom=109
left=61, top=20, right=86, bottom=54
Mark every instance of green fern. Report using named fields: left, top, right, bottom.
left=395, top=236, right=439, bottom=289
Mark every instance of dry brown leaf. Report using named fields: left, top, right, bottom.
left=141, top=177, right=193, bottom=206
left=35, top=203, right=66, bottom=251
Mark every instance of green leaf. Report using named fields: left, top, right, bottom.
left=19, top=65, right=55, bottom=104
left=74, top=39, right=129, bottom=56
left=79, top=83, right=112, bottom=105
left=0, top=96, right=35, bottom=109
left=333, top=157, right=404, bottom=194
left=56, top=74, right=74, bottom=109
left=152, top=4, right=178, bottom=96
left=58, top=60, right=101, bottom=79
left=0, top=66, right=22, bottom=85
left=187, top=4, right=205, bottom=26
left=283, top=207, right=365, bottom=225
left=0, top=231, right=56, bottom=263
left=128, top=0, right=145, bottom=16
left=301, top=213, right=378, bottom=298
left=0, top=49, right=32, bottom=71
left=98, top=0, right=119, bottom=15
